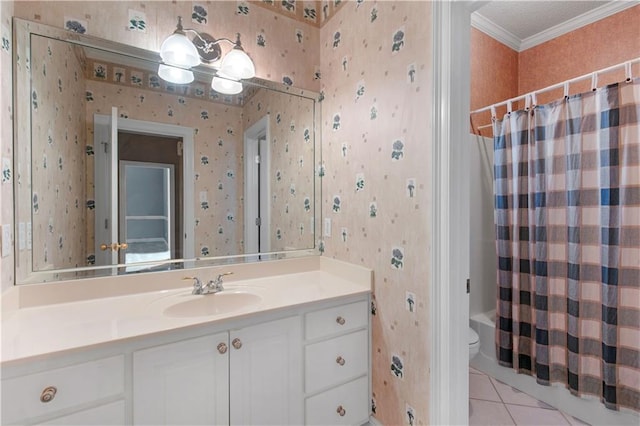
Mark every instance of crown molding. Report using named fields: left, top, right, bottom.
left=520, top=1, right=639, bottom=51
left=470, top=11, right=520, bottom=51
left=472, top=1, right=639, bottom=53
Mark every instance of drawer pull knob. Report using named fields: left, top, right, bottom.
left=336, top=356, right=346, bottom=366
left=336, top=405, right=346, bottom=417
left=40, top=386, right=57, bottom=403
left=336, top=316, right=346, bottom=325
left=217, top=342, right=228, bottom=354
left=232, top=338, right=242, bottom=350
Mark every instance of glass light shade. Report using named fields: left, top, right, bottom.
left=160, top=33, right=201, bottom=68
left=220, top=49, right=255, bottom=80
left=211, top=72, right=243, bottom=95
left=158, top=64, right=194, bottom=84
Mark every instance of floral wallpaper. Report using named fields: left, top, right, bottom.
left=29, top=35, right=87, bottom=271
left=250, top=0, right=346, bottom=27
left=320, top=1, right=432, bottom=424
left=242, top=87, right=316, bottom=252
left=12, top=1, right=320, bottom=92
left=1, top=1, right=14, bottom=292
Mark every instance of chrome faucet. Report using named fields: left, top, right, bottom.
left=184, top=272, right=234, bottom=295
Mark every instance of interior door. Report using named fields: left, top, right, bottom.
left=94, top=107, right=119, bottom=267
left=118, top=161, right=175, bottom=267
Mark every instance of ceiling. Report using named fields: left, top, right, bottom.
left=472, top=0, right=638, bottom=52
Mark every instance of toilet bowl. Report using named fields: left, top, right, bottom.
left=469, top=327, right=480, bottom=360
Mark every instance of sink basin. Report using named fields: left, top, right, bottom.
left=163, top=291, right=262, bottom=318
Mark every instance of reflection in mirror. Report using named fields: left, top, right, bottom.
left=14, top=19, right=320, bottom=284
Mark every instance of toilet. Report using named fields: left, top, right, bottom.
left=469, top=327, right=480, bottom=360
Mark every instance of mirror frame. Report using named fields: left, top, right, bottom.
left=13, top=17, right=322, bottom=285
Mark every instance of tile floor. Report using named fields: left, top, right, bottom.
left=469, top=367, right=590, bottom=426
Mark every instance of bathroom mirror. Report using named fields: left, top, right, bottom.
left=13, top=18, right=321, bottom=284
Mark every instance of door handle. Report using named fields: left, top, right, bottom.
left=100, top=242, right=129, bottom=251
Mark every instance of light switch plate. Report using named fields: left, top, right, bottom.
left=2, top=224, right=12, bottom=257
left=18, top=222, right=25, bottom=250
left=324, top=218, right=331, bottom=237
left=26, top=222, right=32, bottom=250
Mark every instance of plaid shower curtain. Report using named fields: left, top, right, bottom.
left=493, top=78, right=640, bottom=412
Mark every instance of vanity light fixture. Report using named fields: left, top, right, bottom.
left=158, top=64, right=194, bottom=85
left=158, top=16, right=255, bottom=94
left=211, top=71, right=243, bottom=95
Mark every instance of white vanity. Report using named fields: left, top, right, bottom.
left=1, top=257, right=372, bottom=425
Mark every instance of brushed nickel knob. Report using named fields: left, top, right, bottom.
left=336, top=405, right=346, bottom=417
left=336, top=356, right=346, bottom=366
left=217, top=342, right=228, bottom=354
left=40, top=386, right=57, bottom=403
left=232, top=338, right=242, bottom=349
left=336, top=316, right=346, bottom=325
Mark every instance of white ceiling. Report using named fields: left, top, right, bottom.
left=472, top=0, right=638, bottom=52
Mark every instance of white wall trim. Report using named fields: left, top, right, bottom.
left=430, top=1, right=474, bottom=425
left=243, top=115, right=271, bottom=254
left=470, top=11, right=521, bottom=51
left=519, top=1, right=639, bottom=51
left=472, top=1, right=638, bottom=52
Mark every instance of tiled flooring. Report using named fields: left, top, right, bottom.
left=469, top=367, right=590, bottom=425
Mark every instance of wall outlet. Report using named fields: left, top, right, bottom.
left=324, top=218, right=331, bottom=237
left=26, top=222, right=32, bottom=250
left=2, top=224, right=12, bottom=257
left=18, top=222, right=26, bottom=250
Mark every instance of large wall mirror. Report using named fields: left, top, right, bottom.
left=13, top=18, right=321, bottom=284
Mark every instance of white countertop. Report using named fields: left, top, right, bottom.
left=1, top=257, right=371, bottom=364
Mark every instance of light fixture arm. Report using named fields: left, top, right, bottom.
left=185, top=30, right=237, bottom=55
left=160, top=17, right=255, bottom=89
left=172, top=14, right=243, bottom=55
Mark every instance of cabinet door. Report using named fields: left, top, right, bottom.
left=133, top=333, right=229, bottom=425
left=230, top=316, right=302, bottom=425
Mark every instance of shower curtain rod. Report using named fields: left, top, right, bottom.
left=470, top=57, right=640, bottom=116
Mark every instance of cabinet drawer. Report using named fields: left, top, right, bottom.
left=305, top=330, right=368, bottom=393
left=305, top=376, right=369, bottom=425
left=37, top=400, right=125, bottom=425
left=305, top=301, right=368, bottom=340
left=1, top=356, right=124, bottom=424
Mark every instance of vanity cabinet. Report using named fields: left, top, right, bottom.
left=303, top=301, right=370, bottom=425
left=1, top=356, right=125, bottom=425
left=229, top=316, right=302, bottom=425
left=2, top=294, right=370, bottom=426
left=133, top=316, right=302, bottom=425
left=133, top=332, right=230, bottom=425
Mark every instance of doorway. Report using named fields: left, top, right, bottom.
left=93, top=111, right=195, bottom=269
left=243, top=115, right=271, bottom=255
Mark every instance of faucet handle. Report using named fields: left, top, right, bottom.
left=183, top=276, right=203, bottom=294
left=215, top=271, right=234, bottom=281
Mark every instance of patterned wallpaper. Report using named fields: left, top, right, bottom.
left=250, top=0, right=346, bottom=27
left=12, top=1, right=320, bottom=91
left=320, top=1, right=432, bottom=424
left=1, top=1, right=14, bottom=291
left=242, top=87, right=315, bottom=252
left=30, top=35, right=87, bottom=271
